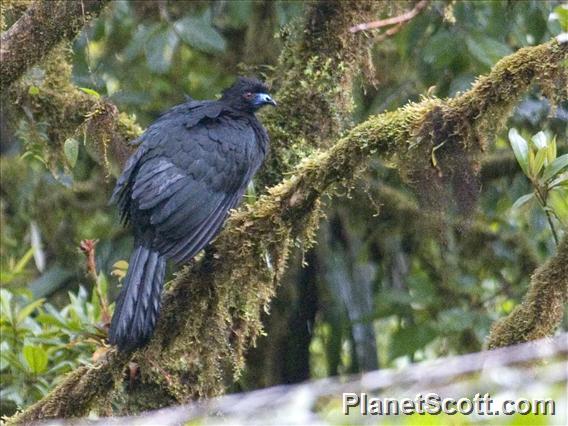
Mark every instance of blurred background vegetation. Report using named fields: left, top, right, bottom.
left=1, top=0, right=567, bottom=419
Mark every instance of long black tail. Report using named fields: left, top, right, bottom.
left=109, top=243, right=166, bottom=352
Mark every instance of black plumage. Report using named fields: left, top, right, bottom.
left=108, top=77, right=275, bottom=351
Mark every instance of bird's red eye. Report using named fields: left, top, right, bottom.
left=243, top=92, right=253, bottom=100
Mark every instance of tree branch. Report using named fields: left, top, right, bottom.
left=6, top=45, right=140, bottom=176
left=349, top=0, right=429, bottom=33
left=7, top=351, right=129, bottom=424
left=140, top=37, right=568, bottom=404
left=0, top=0, right=110, bottom=91
left=257, top=0, right=387, bottom=187
left=487, top=236, right=568, bottom=349
left=7, top=32, right=568, bottom=426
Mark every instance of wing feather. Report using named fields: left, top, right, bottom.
left=156, top=193, right=223, bottom=239
left=150, top=180, right=210, bottom=226
left=169, top=192, right=241, bottom=264
left=156, top=193, right=227, bottom=257
left=111, top=100, right=267, bottom=264
left=137, top=177, right=188, bottom=210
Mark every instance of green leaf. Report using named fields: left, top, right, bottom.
left=511, top=193, right=535, bottom=211
left=0, top=289, right=13, bottom=323
left=422, top=30, right=459, bottom=68
left=145, top=27, right=179, bottom=74
left=466, top=33, right=512, bottom=67
left=63, top=138, right=79, bottom=168
left=527, top=148, right=535, bottom=179
left=548, top=187, right=568, bottom=226
left=16, top=299, right=45, bottom=325
left=547, top=135, right=557, bottom=164
left=508, top=128, right=530, bottom=177
left=552, top=4, right=568, bottom=32
left=23, top=345, right=48, bottom=374
left=46, top=360, right=74, bottom=376
left=542, top=154, right=568, bottom=182
left=548, top=172, right=568, bottom=189
left=13, top=247, right=34, bottom=274
left=389, top=325, right=436, bottom=360
left=0, top=341, right=10, bottom=370
left=28, top=86, right=40, bottom=96
left=79, top=87, right=101, bottom=98
left=532, top=147, right=547, bottom=178
left=174, top=11, right=226, bottom=54
left=1, top=350, right=27, bottom=373
left=531, top=131, right=547, bottom=150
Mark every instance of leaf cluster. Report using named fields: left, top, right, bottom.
left=0, top=284, right=107, bottom=416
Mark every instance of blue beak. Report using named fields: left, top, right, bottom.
left=254, top=93, right=277, bottom=107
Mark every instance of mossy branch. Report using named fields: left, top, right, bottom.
left=138, top=37, right=568, bottom=405
left=6, top=45, right=141, bottom=176
left=7, top=34, right=568, bottom=426
left=1, top=2, right=138, bottom=179
left=257, top=0, right=395, bottom=187
left=7, top=351, right=129, bottom=424
left=0, top=0, right=110, bottom=91
left=487, top=236, right=568, bottom=349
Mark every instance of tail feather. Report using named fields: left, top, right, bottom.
left=131, top=251, right=159, bottom=340
left=109, top=243, right=166, bottom=352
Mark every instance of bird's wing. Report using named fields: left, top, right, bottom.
left=110, top=101, right=224, bottom=224
left=122, top=110, right=260, bottom=264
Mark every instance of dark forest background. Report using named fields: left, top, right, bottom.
left=1, top=0, right=567, bottom=420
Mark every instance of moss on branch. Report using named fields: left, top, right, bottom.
left=133, top=38, right=568, bottom=408
left=0, top=0, right=110, bottom=91
left=487, top=237, right=568, bottom=349
left=257, top=0, right=395, bottom=188
left=8, top=28, right=568, bottom=426
left=7, top=46, right=141, bottom=176
left=7, top=351, right=129, bottom=424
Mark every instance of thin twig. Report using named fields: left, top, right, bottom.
left=533, top=186, right=560, bottom=246
left=349, top=0, right=430, bottom=33
left=80, top=239, right=111, bottom=324
left=80, top=239, right=99, bottom=281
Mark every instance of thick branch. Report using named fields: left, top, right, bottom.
left=139, top=36, right=568, bottom=405
left=0, top=0, right=110, bottom=91
left=9, top=37, right=568, bottom=423
left=6, top=45, right=140, bottom=175
left=487, top=237, right=568, bottom=349
left=349, top=0, right=429, bottom=33
left=7, top=351, right=129, bottom=424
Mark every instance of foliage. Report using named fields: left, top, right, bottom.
left=0, top=282, right=107, bottom=414
left=508, top=128, right=568, bottom=243
left=1, top=0, right=567, bottom=420
left=72, top=1, right=302, bottom=125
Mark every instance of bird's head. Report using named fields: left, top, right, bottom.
left=221, top=77, right=276, bottom=112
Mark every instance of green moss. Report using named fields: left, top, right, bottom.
left=136, top=38, right=567, bottom=407
left=7, top=350, right=129, bottom=425
left=487, top=237, right=568, bottom=349
left=257, top=1, right=388, bottom=189
left=9, top=26, right=568, bottom=426
left=7, top=46, right=141, bottom=178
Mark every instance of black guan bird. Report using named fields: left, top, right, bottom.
left=109, top=77, right=275, bottom=351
